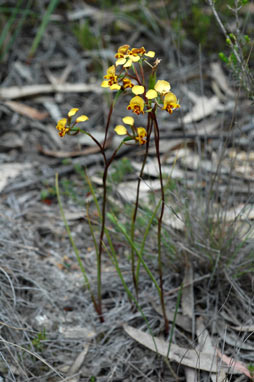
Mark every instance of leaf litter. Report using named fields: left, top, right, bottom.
left=0, top=1, right=254, bottom=381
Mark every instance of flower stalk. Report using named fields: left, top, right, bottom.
left=55, top=44, right=180, bottom=333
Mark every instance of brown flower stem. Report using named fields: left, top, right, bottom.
left=130, top=113, right=153, bottom=297
left=151, top=109, right=169, bottom=335
left=82, top=99, right=116, bottom=323
left=102, top=101, right=114, bottom=150
left=139, top=61, right=145, bottom=85
left=132, top=64, right=142, bottom=85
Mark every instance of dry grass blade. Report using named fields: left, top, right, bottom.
left=181, top=262, right=196, bottom=382
left=0, top=337, right=62, bottom=377
left=124, top=324, right=238, bottom=374
left=66, top=343, right=90, bottom=377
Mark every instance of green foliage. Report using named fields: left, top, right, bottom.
left=29, top=0, right=60, bottom=58
left=0, top=0, right=60, bottom=61
left=248, top=363, right=254, bottom=377
left=190, top=5, right=211, bottom=45
left=40, top=183, right=56, bottom=201
left=219, top=27, right=254, bottom=97
left=110, top=157, right=134, bottom=183
left=0, top=0, right=33, bottom=61
left=31, top=328, right=47, bottom=352
left=73, top=20, right=99, bottom=50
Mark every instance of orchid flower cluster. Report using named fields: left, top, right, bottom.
left=56, top=44, right=180, bottom=143
left=55, top=45, right=180, bottom=331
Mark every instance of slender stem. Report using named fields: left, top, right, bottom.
left=130, top=114, right=152, bottom=297
left=152, top=109, right=169, bottom=335
left=73, top=101, right=116, bottom=321
left=102, top=102, right=114, bottom=150
left=132, top=64, right=142, bottom=85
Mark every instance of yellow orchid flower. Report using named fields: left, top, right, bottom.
left=130, top=47, right=146, bottom=56
left=127, top=96, right=145, bottom=115
left=114, top=116, right=147, bottom=145
left=56, top=118, right=69, bottom=137
left=122, top=78, right=134, bottom=89
left=115, top=44, right=130, bottom=59
left=115, top=46, right=153, bottom=67
left=136, top=127, right=147, bottom=145
left=101, top=65, right=119, bottom=90
left=162, top=92, right=180, bottom=114
left=56, top=109, right=89, bottom=137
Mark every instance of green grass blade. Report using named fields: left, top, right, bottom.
left=0, top=0, right=24, bottom=51
left=167, top=284, right=182, bottom=358
left=107, top=212, right=161, bottom=295
left=29, top=0, right=60, bottom=57
left=136, top=200, right=162, bottom=285
left=103, top=230, right=158, bottom=353
left=0, top=0, right=33, bottom=61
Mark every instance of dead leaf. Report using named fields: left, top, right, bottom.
left=196, top=317, right=227, bottom=382
left=0, top=163, right=32, bottom=192
left=216, top=349, right=252, bottom=379
left=38, top=145, right=104, bottom=158
left=150, top=300, right=192, bottom=333
left=67, top=343, right=90, bottom=377
left=117, top=179, right=161, bottom=202
left=182, top=262, right=194, bottom=320
left=183, top=94, right=220, bottom=124
left=4, top=100, right=48, bottom=120
left=0, top=83, right=102, bottom=100
left=124, top=324, right=236, bottom=374
left=231, top=325, right=254, bottom=332
left=182, top=263, right=196, bottom=382
left=132, top=159, right=185, bottom=179
left=210, top=62, right=234, bottom=97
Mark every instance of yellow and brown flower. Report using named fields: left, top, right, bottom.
left=101, top=65, right=120, bottom=90
left=56, top=118, right=69, bottom=137
left=162, top=92, right=180, bottom=114
left=127, top=96, right=145, bottom=115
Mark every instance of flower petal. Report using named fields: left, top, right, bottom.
left=122, top=116, right=134, bottom=125
left=110, top=83, right=121, bottom=90
left=130, top=55, right=140, bottom=62
left=154, top=80, right=171, bottom=95
left=76, top=115, right=89, bottom=123
left=56, top=118, right=67, bottom=129
left=132, top=85, right=145, bottom=95
left=106, top=65, right=115, bottom=75
left=68, top=108, right=79, bottom=117
left=123, top=59, right=132, bottom=68
left=145, top=51, right=155, bottom=58
left=114, top=125, right=128, bottom=135
left=116, top=58, right=126, bottom=66
left=101, top=80, right=110, bottom=88
left=146, top=89, right=158, bottom=99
